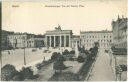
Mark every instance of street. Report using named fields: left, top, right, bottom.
left=88, top=49, right=115, bottom=81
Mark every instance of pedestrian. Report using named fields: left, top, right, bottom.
left=43, top=56, right=45, bottom=61
left=8, top=51, right=10, bottom=54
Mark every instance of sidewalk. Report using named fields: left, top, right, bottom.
left=88, top=49, right=115, bottom=81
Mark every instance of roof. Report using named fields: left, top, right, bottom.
left=80, top=30, right=112, bottom=34
left=45, top=25, right=73, bottom=35
left=34, top=35, right=45, bottom=38
left=72, top=35, right=80, bottom=38
left=112, top=17, right=127, bottom=28
left=45, top=30, right=72, bottom=35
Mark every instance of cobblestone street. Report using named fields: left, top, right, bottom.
left=88, top=49, right=115, bottom=81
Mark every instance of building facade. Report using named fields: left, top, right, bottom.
left=7, top=33, right=45, bottom=49
left=7, top=33, right=35, bottom=48
left=80, top=30, right=113, bottom=50
left=112, top=16, right=127, bottom=50
left=45, top=25, right=73, bottom=49
left=71, top=35, right=81, bottom=50
left=1, top=30, right=14, bottom=50
left=34, top=35, right=45, bottom=47
left=111, top=16, right=127, bottom=81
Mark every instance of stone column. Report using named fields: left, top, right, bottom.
left=54, top=35, right=56, bottom=47
left=69, top=35, right=71, bottom=47
left=46, top=36, right=48, bottom=47
left=64, top=35, right=66, bottom=47
left=60, top=35, right=61, bottom=47
left=49, top=36, right=51, bottom=47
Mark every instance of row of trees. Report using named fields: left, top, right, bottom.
left=51, top=50, right=76, bottom=74
left=87, top=46, right=98, bottom=61
left=51, top=52, right=65, bottom=73
left=78, top=43, right=99, bottom=63
left=50, top=45, right=99, bottom=80
left=62, top=49, right=75, bottom=55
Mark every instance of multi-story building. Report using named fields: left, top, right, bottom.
left=45, top=25, right=73, bottom=49
left=34, top=35, right=45, bottom=47
left=80, top=30, right=113, bottom=50
left=111, top=15, right=127, bottom=54
left=2, top=30, right=45, bottom=49
left=7, top=33, right=35, bottom=48
left=1, top=30, right=14, bottom=50
left=71, top=35, right=81, bottom=50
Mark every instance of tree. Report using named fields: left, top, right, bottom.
left=79, top=46, right=85, bottom=53
left=85, top=50, right=89, bottom=55
left=51, top=52, right=61, bottom=61
left=93, top=46, right=98, bottom=55
left=53, top=55, right=66, bottom=74
left=77, top=56, right=85, bottom=63
left=62, top=49, right=69, bottom=55
left=89, top=48, right=93, bottom=52
left=70, top=50, right=75, bottom=54
left=88, top=46, right=98, bottom=61
left=1, top=64, right=18, bottom=81
left=12, top=72, right=23, bottom=81
left=20, top=67, right=34, bottom=80
left=94, top=42, right=99, bottom=47
left=53, top=60, right=66, bottom=73
left=57, top=54, right=65, bottom=61
left=111, top=46, right=115, bottom=51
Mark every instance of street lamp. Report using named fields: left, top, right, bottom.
left=23, top=40, right=26, bottom=65
left=0, top=50, right=2, bottom=68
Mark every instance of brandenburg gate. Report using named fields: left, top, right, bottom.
left=45, top=25, right=73, bottom=48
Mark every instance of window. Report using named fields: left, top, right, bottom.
left=104, top=36, right=105, bottom=38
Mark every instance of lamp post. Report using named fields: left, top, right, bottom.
left=23, top=40, right=26, bottom=65
left=0, top=50, right=2, bottom=68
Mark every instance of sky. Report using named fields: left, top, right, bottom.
left=2, top=0, right=127, bottom=35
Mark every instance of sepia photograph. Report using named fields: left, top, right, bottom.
left=1, top=0, right=127, bottom=81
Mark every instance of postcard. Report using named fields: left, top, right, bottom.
left=1, top=0, right=127, bottom=81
